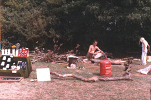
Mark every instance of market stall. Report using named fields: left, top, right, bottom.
left=0, top=48, right=32, bottom=78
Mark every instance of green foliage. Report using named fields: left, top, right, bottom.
left=1, top=0, right=56, bottom=49
left=1, top=0, right=151, bottom=57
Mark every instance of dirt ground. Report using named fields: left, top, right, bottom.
left=0, top=59, right=150, bottom=100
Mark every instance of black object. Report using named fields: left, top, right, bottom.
left=18, top=61, right=27, bottom=70
left=1, top=78, right=20, bottom=80
left=0, top=55, right=13, bottom=69
left=148, top=71, right=151, bottom=75
left=91, top=60, right=95, bottom=63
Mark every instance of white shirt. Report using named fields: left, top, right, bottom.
left=142, top=40, right=148, bottom=52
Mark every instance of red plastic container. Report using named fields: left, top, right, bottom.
left=100, top=60, right=111, bottom=77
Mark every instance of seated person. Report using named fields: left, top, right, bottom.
left=87, top=40, right=104, bottom=60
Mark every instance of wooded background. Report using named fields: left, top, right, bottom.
left=1, top=0, right=151, bottom=57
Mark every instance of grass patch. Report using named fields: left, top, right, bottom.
left=31, top=61, right=151, bottom=100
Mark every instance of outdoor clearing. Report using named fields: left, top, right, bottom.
left=0, top=60, right=150, bottom=100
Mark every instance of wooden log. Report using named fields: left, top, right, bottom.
left=99, top=75, right=132, bottom=81
left=125, top=67, right=131, bottom=73
left=122, top=57, right=133, bottom=64
left=91, top=59, right=124, bottom=65
left=123, top=62, right=131, bottom=76
left=50, top=72, right=132, bottom=82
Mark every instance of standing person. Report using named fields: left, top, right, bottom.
left=87, top=40, right=104, bottom=60
left=140, top=37, right=150, bottom=65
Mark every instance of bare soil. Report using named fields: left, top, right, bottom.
left=0, top=60, right=150, bottom=100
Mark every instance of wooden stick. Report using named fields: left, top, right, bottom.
left=50, top=72, right=132, bottom=82
left=99, top=75, right=132, bottom=81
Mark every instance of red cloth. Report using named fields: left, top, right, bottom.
left=18, top=48, right=29, bottom=57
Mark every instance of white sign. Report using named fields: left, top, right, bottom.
left=36, top=68, right=51, bottom=82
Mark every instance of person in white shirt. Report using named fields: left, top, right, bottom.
left=140, top=37, right=150, bottom=65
